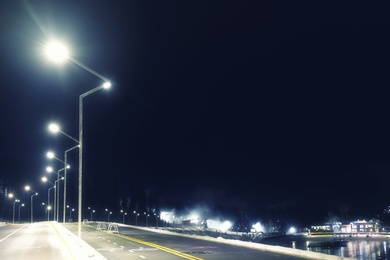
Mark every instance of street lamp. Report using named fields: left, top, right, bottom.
left=105, top=209, right=112, bottom=222
left=18, top=203, right=24, bottom=222
left=42, top=175, right=56, bottom=221
left=90, top=209, right=95, bottom=221
left=70, top=208, right=75, bottom=220
left=121, top=210, right=127, bottom=224
left=144, top=212, right=149, bottom=227
left=25, top=186, right=38, bottom=223
left=46, top=186, right=55, bottom=221
left=12, top=199, right=20, bottom=224
left=134, top=212, right=139, bottom=226
left=45, top=41, right=111, bottom=238
left=154, top=213, right=159, bottom=228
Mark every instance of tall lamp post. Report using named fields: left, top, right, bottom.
left=12, top=199, right=20, bottom=224
left=90, top=209, right=95, bottom=221
left=45, top=41, right=111, bottom=238
left=134, top=211, right=139, bottom=226
left=121, top=210, right=127, bottom=224
left=48, top=123, right=79, bottom=224
left=105, top=209, right=112, bottom=222
left=79, top=82, right=111, bottom=230
left=43, top=178, right=56, bottom=222
left=18, top=203, right=24, bottom=222
left=25, top=186, right=38, bottom=223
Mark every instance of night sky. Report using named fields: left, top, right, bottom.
left=1, top=1, right=390, bottom=227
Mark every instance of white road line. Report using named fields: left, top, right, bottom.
left=0, top=225, right=25, bottom=243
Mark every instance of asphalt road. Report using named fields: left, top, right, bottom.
left=0, top=222, right=345, bottom=259
left=0, top=222, right=72, bottom=260
left=64, top=223, right=308, bottom=260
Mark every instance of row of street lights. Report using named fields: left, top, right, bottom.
left=6, top=41, right=110, bottom=236
left=44, top=41, right=111, bottom=238
left=8, top=194, right=24, bottom=224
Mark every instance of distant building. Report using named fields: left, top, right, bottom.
left=309, top=223, right=338, bottom=235
left=310, top=219, right=381, bottom=234
left=340, top=219, right=380, bottom=233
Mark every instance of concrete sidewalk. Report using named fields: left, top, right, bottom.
left=51, top=222, right=106, bottom=260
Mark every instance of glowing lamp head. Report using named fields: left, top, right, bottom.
left=41, top=176, right=48, bottom=182
left=46, top=166, right=53, bottom=173
left=45, top=41, right=69, bottom=63
left=103, top=82, right=111, bottom=89
left=48, top=123, right=60, bottom=133
left=25, top=186, right=30, bottom=191
left=8, top=193, right=14, bottom=198
left=47, top=152, right=55, bottom=159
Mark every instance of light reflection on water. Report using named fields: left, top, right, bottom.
left=258, top=234, right=390, bottom=259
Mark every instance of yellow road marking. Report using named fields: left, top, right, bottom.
left=98, top=229, right=204, bottom=260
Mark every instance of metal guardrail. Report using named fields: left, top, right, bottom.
left=96, top=222, right=119, bottom=233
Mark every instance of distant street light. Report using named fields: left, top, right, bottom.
left=47, top=205, right=52, bottom=221
left=154, top=213, right=159, bottom=228
left=18, top=203, right=24, bottom=222
left=42, top=175, right=56, bottom=221
left=133, top=211, right=139, bottom=226
left=70, top=208, right=75, bottom=220
left=144, top=213, right=150, bottom=227
left=90, top=209, right=95, bottom=221
left=12, top=199, right=20, bottom=224
left=25, top=186, right=38, bottom=223
left=47, top=186, right=55, bottom=221
left=121, top=210, right=127, bottom=224
left=45, top=40, right=111, bottom=238
left=105, top=209, right=112, bottom=222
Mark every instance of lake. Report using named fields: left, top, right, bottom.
left=258, top=234, right=390, bottom=259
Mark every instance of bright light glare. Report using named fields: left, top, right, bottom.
left=25, top=186, right=30, bottom=191
left=207, top=219, right=232, bottom=232
left=103, top=82, right=111, bottom=89
left=42, top=177, right=48, bottom=182
left=48, top=123, right=60, bottom=133
left=220, top=221, right=232, bottom=232
left=47, top=152, right=55, bottom=159
left=252, top=222, right=265, bottom=233
left=45, top=41, right=69, bottom=63
left=46, top=166, right=53, bottom=173
left=8, top=193, right=14, bottom=198
left=288, top=227, right=297, bottom=234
